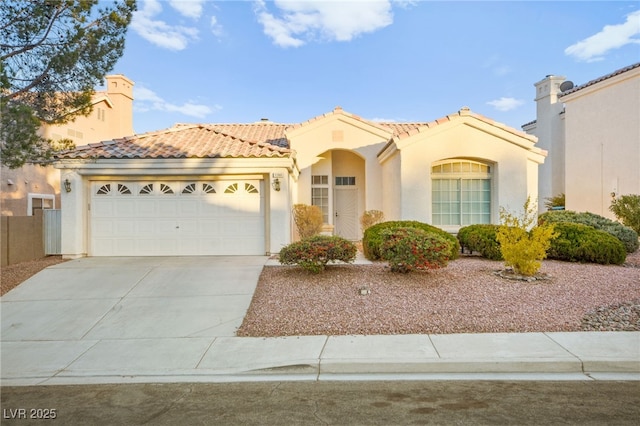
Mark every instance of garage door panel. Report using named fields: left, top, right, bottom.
left=156, top=220, right=178, bottom=233
left=115, top=239, right=136, bottom=255
left=91, top=180, right=264, bottom=256
left=157, top=199, right=178, bottom=217
left=114, top=199, right=135, bottom=215
left=92, top=239, right=113, bottom=256
left=92, top=200, right=115, bottom=217
left=136, top=199, right=157, bottom=215
left=92, top=219, right=114, bottom=237
left=115, top=221, right=135, bottom=235
left=179, top=202, right=199, bottom=217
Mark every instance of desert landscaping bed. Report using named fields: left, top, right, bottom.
left=238, top=253, right=640, bottom=337
left=1, top=256, right=67, bottom=296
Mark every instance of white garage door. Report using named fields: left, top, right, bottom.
left=90, top=180, right=265, bottom=256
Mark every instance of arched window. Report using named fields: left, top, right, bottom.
left=432, top=160, right=492, bottom=226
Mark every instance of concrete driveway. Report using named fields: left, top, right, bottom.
left=3, top=256, right=639, bottom=386
left=1, top=256, right=267, bottom=384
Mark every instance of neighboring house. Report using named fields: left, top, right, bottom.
left=0, top=74, right=134, bottom=216
left=524, top=63, right=640, bottom=217
left=54, top=106, right=546, bottom=258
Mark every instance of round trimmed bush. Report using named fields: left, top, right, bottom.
left=547, top=222, right=626, bottom=265
left=362, top=221, right=460, bottom=261
left=539, top=210, right=638, bottom=253
left=457, top=224, right=503, bottom=260
left=380, top=227, right=453, bottom=273
left=279, top=235, right=357, bottom=273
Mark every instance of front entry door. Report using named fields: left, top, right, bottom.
left=334, top=188, right=358, bottom=240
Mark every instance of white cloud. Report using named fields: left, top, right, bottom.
left=254, top=0, right=394, bottom=48
left=210, top=16, right=224, bottom=38
left=131, top=0, right=199, bottom=50
left=169, top=0, right=205, bottom=19
left=565, top=10, right=640, bottom=62
left=482, top=55, right=512, bottom=77
left=486, top=97, right=524, bottom=112
left=134, top=86, right=219, bottom=119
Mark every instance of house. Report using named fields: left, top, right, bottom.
left=0, top=75, right=134, bottom=217
left=524, top=63, right=640, bottom=217
left=54, top=106, right=546, bottom=258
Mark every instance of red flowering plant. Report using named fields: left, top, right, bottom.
left=380, top=227, right=453, bottom=273
left=278, top=235, right=357, bottom=273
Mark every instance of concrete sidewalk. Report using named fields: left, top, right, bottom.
left=2, top=332, right=639, bottom=386
left=1, top=257, right=639, bottom=386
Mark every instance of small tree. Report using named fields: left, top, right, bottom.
left=1, top=0, right=137, bottom=168
left=360, top=210, right=385, bottom=231
left=292, top=204, right=323, bottom=239
left=610, top=195, right=640, bottom=235
left=497, top=197, right=558, bottom=276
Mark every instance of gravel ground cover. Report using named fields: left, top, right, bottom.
left=1, top=256, right=67, bottom=296
left=3, top=252, right=638, bottom=336
left=238, top=251, right=640, bottom=337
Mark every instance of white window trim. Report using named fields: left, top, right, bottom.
left=431, top=160, right=493, bottom=228
left=27, top=193, right=55, bottom=216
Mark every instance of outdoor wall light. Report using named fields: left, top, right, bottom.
left=272, top=177, right=281, bottom=192
left=64, top=178, right=72, bottom=193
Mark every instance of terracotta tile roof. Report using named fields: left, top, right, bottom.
left=393, top=107, right=537, bottom=142
left=57, top=106, right=535, bottom=161
left=287, top=106, right=428, bottom=136
left=57, top=124, right=292, bottom=159
left=189, top=122, right=290, bottom=148
left=559, top=62, right=640, bottom=97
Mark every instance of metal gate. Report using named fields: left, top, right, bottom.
left=44, top=209, right=61, bottom=255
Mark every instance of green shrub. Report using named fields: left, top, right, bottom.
left=539, top=210, right=638, bottom=253
left=497, top=198, right=558, bottom=276
left=278, top=235, right=357, bottom=273
left=363, top=220, right=460, bottom=261
left=380, top=227, right=453, bottom=273
left=547, top=222, right=626, bottom=265
left=292, top=204, right=324, bottom=239
left=610, top=194, right=640, bottom=235
left=544, top=193, right=565, bottom=210
left=360, top=210, right=385, bottom=231
left=457, top=224, right=503, bottom=260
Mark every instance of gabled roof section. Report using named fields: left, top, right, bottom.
left=378, top=107, right=542, bottom=160
left=396, top=107, right=537, bottom=142
left=56, top=124, right=292, bottom=160
left=286, top=106, right=429, bottom=139
left=559, top=62, right=640, bottom=97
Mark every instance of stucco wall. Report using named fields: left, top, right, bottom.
left=1, top=164, right=60, bottom=216
left=563, top=68, right=640, bottom=218
left=380, top=150, right=402, bottom=221
left=289, top=114, right=389, bottom=205
left=41, top=75, right=134, bottom=146
left=532, top=76, right=566, bottom=209
left=393, top=119, right=542, bottom=230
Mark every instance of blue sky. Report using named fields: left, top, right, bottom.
left=110, top=0, right=640, bottom=135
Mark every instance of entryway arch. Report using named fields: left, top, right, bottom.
left=310, top=149, right=365, bottom=240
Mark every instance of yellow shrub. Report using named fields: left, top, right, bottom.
left=292, top=204, right=324, bottom=239
left=497, top=198, right=558, bottom=276
left=360, top=210, right=385, bottom=231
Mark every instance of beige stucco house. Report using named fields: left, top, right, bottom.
left=1, top=75, right=134, bottom=216
left=55, top=106, right=545, bottom=258
left=524, top=62, right=640, bottom=217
